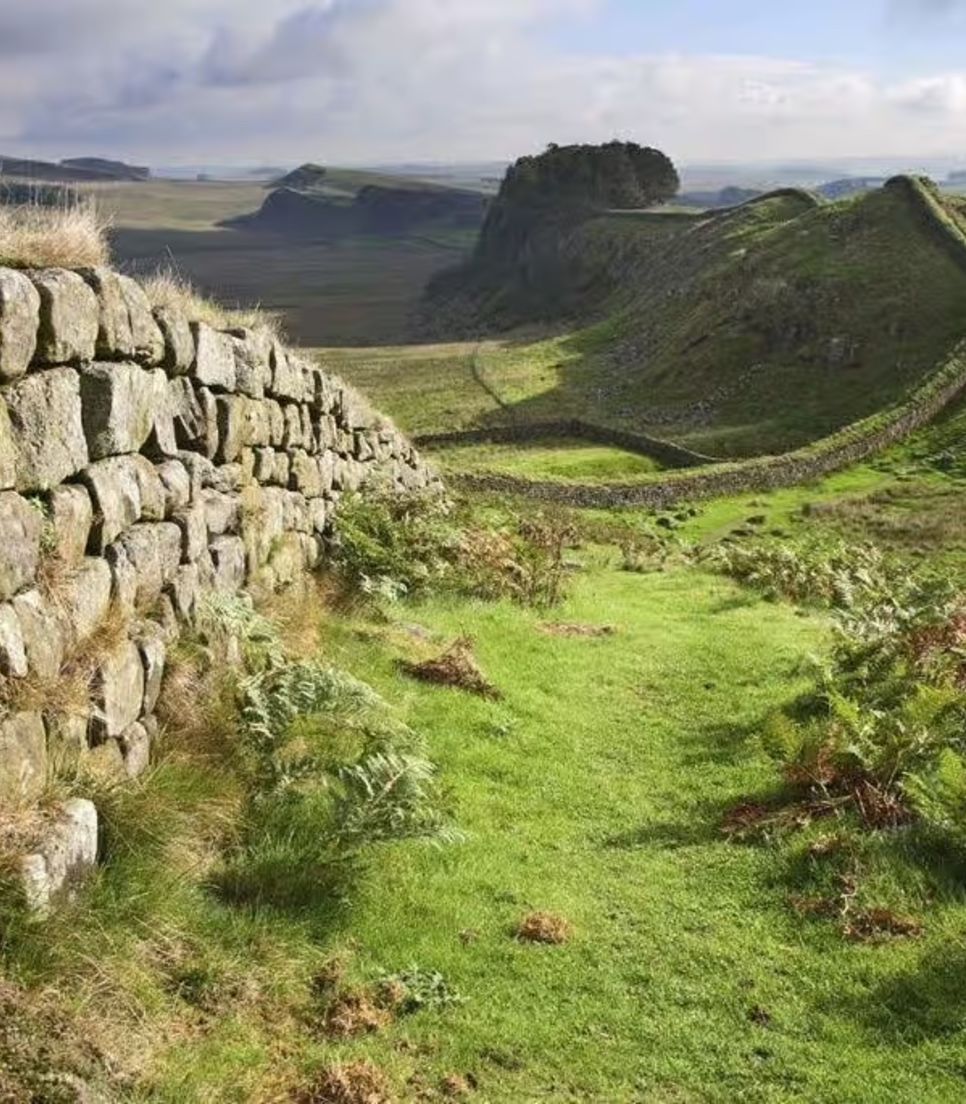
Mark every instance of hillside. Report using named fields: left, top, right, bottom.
left=424, top=180, right=966, bottom=458
left=0, top=154, right=148, bottom=182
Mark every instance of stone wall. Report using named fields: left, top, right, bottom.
left=415, top=418, right=718, bottom=469
left=0, top=265, right=437, bottom=803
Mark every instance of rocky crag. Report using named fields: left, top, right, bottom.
left=0, top=265, right=436, bottom=907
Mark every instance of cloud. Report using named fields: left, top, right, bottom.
left=5, top=0, right=966, bottom=165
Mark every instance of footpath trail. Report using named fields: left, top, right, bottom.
left=301, top=559, right=966, bottom=1104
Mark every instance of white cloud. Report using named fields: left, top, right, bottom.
left=4, top=0, right=966, bottom=165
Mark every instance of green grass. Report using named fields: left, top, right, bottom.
left=7, top=547, right=966, bottom=1100
left=427, top=436, right=666, bottom=482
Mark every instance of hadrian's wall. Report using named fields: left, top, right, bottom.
left=0, top=265, right=438, bottom=812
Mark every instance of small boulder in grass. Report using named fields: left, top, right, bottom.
left=515, top=911, right=573, bottom=945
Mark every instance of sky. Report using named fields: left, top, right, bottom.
left=3, top=0, right=966, bottom=168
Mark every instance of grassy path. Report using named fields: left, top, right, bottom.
left=294, top=561, right=966, bottom=1103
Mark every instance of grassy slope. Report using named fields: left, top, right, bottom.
left=408, top=188, right=966, bottom=460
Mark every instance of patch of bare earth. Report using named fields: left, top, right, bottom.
left=322, top=988, right=393, bottom=1038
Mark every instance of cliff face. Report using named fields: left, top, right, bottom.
left=0, top=265, right=437, bottom=813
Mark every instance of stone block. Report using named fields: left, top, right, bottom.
left=120, top=722, right=151, bottom=778
left=270, top=344, right=306, bottom=401
left=154, top=306, right=194, bottom=375
left=169, top=561, right=201, bottom=622
left=104, top=542, right=137, bottom=618
left=47, top=484, right=93, bottom=566
left=0, top=602, right=27, bottom=677
left=214, top=394, right=250, bottom=463
left=196, top=386, right=219, bottom=459
left=79, top=267, right=135, bottom=359
left=210, top=535, right=246, bottom=591
left=17, top=798, right=98, bottom=914
left=282, top=403, right=304, bottom=450
left=191, top=323, right=236, bottom=391
left=5, top=367, right=89, bottom=491
left=60, top=557, right=112, bottom=645
left=265, top=399, right=285, bottom=446
left=156, top=459, right=191, bottom=515
left=31, top=269, right=98, bottom=365
left=0, top=492, right=41, bottom=601
left=202, top=488, right=240, bottom=536
left=78, top=362, right=165, bottom=459
left=132, top=622, right=165, bottom=715
left=0, top=267, right=39, bottom=382
left=80, top=455, right=144, bottom=552
left=231, top=328, right=273, bottom=398
left=289, top=449, right=323, bottom=496
left=117, top=522, right=182, bottom=609
left=0, top=398, right=16, bottom=491
left=168, top=377, right=205, bottom=450
left=171, top=502, right=207, bottom=561
left=119, top=275, right=165, bottom=364
left=0, top=712, right=46, bottom=799
left=91, top=639, right=144, bottom=740
left=12, top=589, right=68, bottom=679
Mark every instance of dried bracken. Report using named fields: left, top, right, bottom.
left=842, top=908, right=923, bottom=943
left=402, top=637, right=501, bottom=700
left=322, top=989, right=392, bottom=1039
left=537, top=622, right=617, bottom=639
left=297, top=1060, right=395, bottom=1104
left=515, top=911, right=573, bottom=945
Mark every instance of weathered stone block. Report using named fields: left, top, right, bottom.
left=210, top=535, right=246, bottom=591
left=0, top=712, right=46, bottom=800
left=156, top=459, right=191, bottom=515
left=91, top=639, right=144, bottom=740
left=270, top=344, right=306, bottom=402
left=214, top=394, right=249, bottom=463
left=47, top=484, right=93, bottom=566
left=290, top=450, right=323, bottom=496
left=78, top=362, right=165, bottom=459
left=31, top=269, right=98, bottom=365
left=12, top=589, right=68, bottom=679
left=0, top=492, right=41, bottom=601
left=119, top=275, right=165, bottom=364
left=202, top=488, right=240, bottom=536
left=60, top=558, right=112, bottom=645
left=5, top=367, right=89, bottom=491
left=171, top=502, right=207, bottom=561
left=282, top=404, right=304, bottom=450
left=0, top=398, right=16, bottom=491
left=154, top=306, right=194, bottom=375
left=80, top=455, right=144, bottom=552
left=253, top=447, right=274, bottom=482
left=18, top=798, right=98, bottom=914
left=0, top=602, right=27, bottom=677
left=265, top=399, right=285, bottom=446
left=132, top=622, right=166, bottom=715
left=117, top=522, right=182, bottom=609
left=168, top=377, right=205, bottom=450
left=0, top=268, right=39, bottom=382
left=169, top=562, right=201, bottom=623
left=231, top=328, right=273, bottom=398
left=337, top=384, right=377, bottom=431
left=196, top=386, right=219, bottom=459
left=191, top=323, right=236, bottom=391
left=273, top=450, right=291, bottom=487
left=120, top=721, right=151, bottom=778
left=79, top=267, right=135, bottom=359
left=104, top=541, right=137, bottom=618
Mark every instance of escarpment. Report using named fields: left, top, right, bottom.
left=0, top=263, right=437, bottom=900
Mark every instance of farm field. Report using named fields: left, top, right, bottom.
left=95, top=179, right=475, bottom=346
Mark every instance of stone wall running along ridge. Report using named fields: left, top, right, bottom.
left=0, top=264, right=438, bottom=812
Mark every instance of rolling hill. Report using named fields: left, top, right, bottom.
left=423, top=177, right=966, bottom=458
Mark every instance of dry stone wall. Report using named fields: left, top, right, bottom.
left=0, top=265, right=437, bottom=804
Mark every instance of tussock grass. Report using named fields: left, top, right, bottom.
left=139, top=266, right=283, bottom=337
left=0, top=198, right=110, bottom=269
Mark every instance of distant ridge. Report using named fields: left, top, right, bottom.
left=0, top=154, right=149, bottom=182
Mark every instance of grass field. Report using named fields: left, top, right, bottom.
left=8, top=532, right=966, bottom=1101
left=427, top=437, right=666, bottom=482
left=93, top=179, right=475, bottom=346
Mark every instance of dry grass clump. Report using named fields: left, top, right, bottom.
left=322, top=987, right=392, bottom=1038
left=537, top=622, right=616, bottom=639
left=297, top=1060, right=395, bottom=1104
left=139, top=267, right=282, bottom=337
left=401, top=637, right=501, bottom=700
left=0, top=198, right=110, bottom=269
left=515, top=911, right=573, bottom=945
